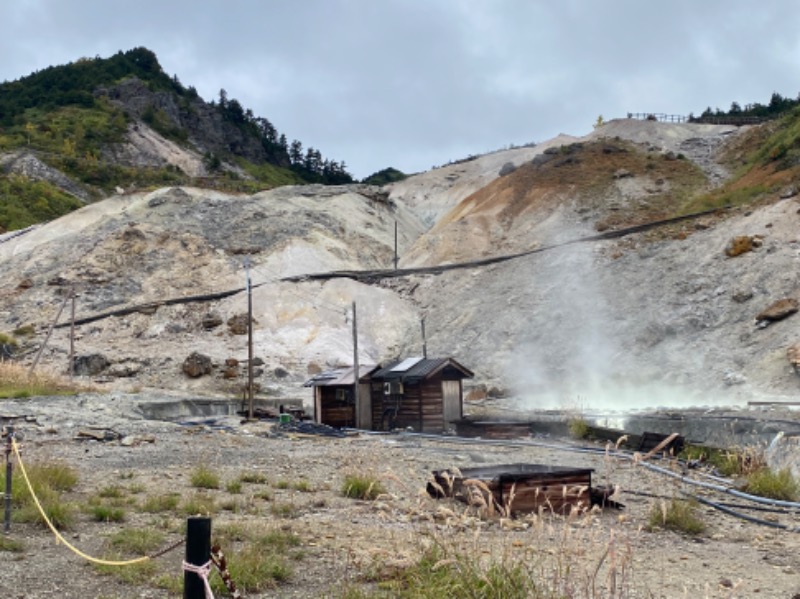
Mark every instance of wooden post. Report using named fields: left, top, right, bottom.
left=352, top=301, right=359, bottom=427
left=245, top=258, right=254, bottom=420
left=29, top=291, right=70, bottom=374
left=3, top=426, right=12, bottom=534
left=184, top=516, right=211, bottom=599
left=68, top=287, right=76, bottom=378
left=393, top=220, right=398, bottom=270
left=421, top=318, right=427, bottom=359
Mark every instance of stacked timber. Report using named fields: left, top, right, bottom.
left=428, top=463, right=597, bottom=515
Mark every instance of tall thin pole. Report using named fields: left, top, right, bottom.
left=245, top=258, right=254, bottom=420
left=421, top=318, right=427, bottom=359
left=393, top=220, right=398, bottom=270
left=4, top=426, right=13, bottom=534
left=352, top=301, right=359, bottom=428
left=29, top=291, right=70, bottom=374
left=68, top=287, right=76, bottom=379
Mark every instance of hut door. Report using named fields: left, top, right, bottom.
left=442, top=380, right=461, bottom=424
left=356, top=382, right=372, bottom=429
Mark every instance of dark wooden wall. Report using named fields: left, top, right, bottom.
left=370, top=376, right=447, bottom=433
left=319, top=387, right=355, bottom=428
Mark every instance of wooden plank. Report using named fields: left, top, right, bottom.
left=430, top=465, right=594, bottom=514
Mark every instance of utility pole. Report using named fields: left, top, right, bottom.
left=245, top=258, right=254, bottom=420
left=68, top=286, right=76, bottom=378
left=393, top=220, right=398, bottom=270
left=351, top=301, right=359, bottom=427
left=29, top=291, right=70, bottom=374
left=421, top=317, right=427, bottom=359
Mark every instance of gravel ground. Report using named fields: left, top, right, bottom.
left=3, top=393, right=800, bottom=598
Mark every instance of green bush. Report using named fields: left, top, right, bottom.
left=567, top=417, right=590, bottom=440
left=745, top=467, right=799, bottom=501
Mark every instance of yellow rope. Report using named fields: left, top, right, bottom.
left=11, top=437, right=150, bottom=566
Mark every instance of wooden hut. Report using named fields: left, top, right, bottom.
left=304, top=365, right=377, bottom=429
left=369, top=357, right=473, bottom=433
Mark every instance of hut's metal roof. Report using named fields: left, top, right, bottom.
left=372, top=357, right=474, bottom=383
left=303, top=364, right=378, bottom=387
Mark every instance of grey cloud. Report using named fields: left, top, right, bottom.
left=2, top=0, right=800, bottom=178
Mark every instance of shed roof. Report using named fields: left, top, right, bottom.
left=303, top=364, right=378, bottom=387
left=372, top=357, right=473, bottom=383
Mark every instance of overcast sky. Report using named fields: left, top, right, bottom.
left=2, top=1, right=799, bottom=180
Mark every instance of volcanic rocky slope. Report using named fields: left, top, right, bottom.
left=1, top=118, right=799, bottom=410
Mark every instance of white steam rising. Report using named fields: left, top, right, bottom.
left=506, top=234, right=736, bottom=412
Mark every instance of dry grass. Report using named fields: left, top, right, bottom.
left=647, top=498, right=706, bottom=536
left=0, top=361, right=87, bottom=398
left=342, top=473, right=386, bottom=500
left=350, top=515, right=637, bottom=598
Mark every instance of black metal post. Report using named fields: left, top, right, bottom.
left=184, top=516, right=211, bottom=599
left=4, top=426, right=13, bottom=534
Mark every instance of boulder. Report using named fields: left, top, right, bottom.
left=498, top=162, right=517, bottom=177
left=202, top=311, right=223, bottom=330
left=182, top=352, right=212, bottom=378
left=227, top=313, right=253, bottom=335
left=72, top=354, right=110, bottom=376
left=725, top=235, right=763, bottom=257
left=756, top=298, right=799, bottom=324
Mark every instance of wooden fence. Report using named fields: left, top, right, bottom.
left=626, top=112, right=770, bottom=126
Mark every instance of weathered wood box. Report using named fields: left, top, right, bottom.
left=428, top=463, right=608, bottom=515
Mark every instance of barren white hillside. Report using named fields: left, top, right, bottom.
left=1, top=119, right=798, bottom=411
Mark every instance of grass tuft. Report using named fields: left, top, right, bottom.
left=182, top=492, right=217, bottom=516
left=744, top=467, right=799, bottom=501
left=647, top=498, right=706, bottom=535
left=342, top=474, right=385, bottom=500
left=3, top=461, right=78, bottom=529
left=0, top=535, right=25, bottom=552
left=567, top=417, right=590, bottom=440
left=239, top=471, right=268, bottom=484
left=107, top=527, right=165, bottom=555
left=190, top=464, right=220, bottom=490
left=141, top=493, right=180, bottom=513
left=90, top=505, right=126, bottom=522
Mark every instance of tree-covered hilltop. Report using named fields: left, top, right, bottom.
left=694, top=91, right=800, bottom=121
left=0, top=47, right=354, bottom=231
left=362, top=167, right=408, bottom=185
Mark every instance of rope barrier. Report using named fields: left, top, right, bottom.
left=11, top=437, right=150, bottom=566
left=182, top=560, right=215, bottom=599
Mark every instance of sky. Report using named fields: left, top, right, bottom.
left=2, top=1, right=799, bottom=180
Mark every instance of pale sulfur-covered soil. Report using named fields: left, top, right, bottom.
left=2, top=393, right=800, bottom=598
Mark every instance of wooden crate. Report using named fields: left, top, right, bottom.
left=429, top=463, right=596, bottom=515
